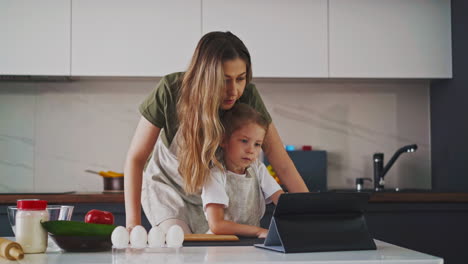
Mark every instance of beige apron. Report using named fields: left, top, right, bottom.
left=223, top=167, right=265, bottom=227
left=141, top=130, right=208, bottom=233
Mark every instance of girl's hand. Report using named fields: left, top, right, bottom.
left=257, top=228, right=269, bottom=238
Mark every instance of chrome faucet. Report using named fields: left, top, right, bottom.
left=373, top=144, right=418, bottom=191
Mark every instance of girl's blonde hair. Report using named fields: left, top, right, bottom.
left=222, top=103, right=269, bottom=140
left=177, top=31, right=252, bottom=194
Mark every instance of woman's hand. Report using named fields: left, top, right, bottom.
left=256, top=228, right=269, bottom=238
left=125, top=223, right=138, bottom=233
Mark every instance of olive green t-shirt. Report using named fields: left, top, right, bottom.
left=139, top=72, right=272, bottom=147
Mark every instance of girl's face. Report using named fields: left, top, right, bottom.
left=220, top=58, right=247, bottom=110
left=221, top=123, right=266, bottom=174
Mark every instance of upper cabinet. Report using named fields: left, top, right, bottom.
left=71, top=0, right=201, bottom=76
left=203, top=0, right=328, bottom=78
left=0, top=0, right=71, bottom=75
left=1, top=1, right=452, bottom=78
left=329, top=0, right=452, bottom=78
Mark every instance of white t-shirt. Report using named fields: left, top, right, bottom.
left=201, top=160, right=282, bottom=212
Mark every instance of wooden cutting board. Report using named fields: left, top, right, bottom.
left=184, top=234, right=240, bottom=241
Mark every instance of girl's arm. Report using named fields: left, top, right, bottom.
left=124, top=117, right=160, bottom=230
left=268, top=190, right=284, bottom=205
left=263, top=123, right=309, bottom=193
left=206, top=204, right=268, bottom=238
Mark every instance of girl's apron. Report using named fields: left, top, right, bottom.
left=223, top=167, right=265, bottom=227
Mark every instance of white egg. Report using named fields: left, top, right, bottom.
left=111, top=226, right=129, bottom=248
left=129, top=225, right=148, bottom=248
left=148, top=226, right=165, bottom=248
left=166, top=225, right=184, bottom=248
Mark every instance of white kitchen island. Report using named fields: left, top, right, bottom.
left=0, top=239, right=442, bottom=264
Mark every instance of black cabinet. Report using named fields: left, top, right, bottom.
left=365, top=203, right=468, bottom=264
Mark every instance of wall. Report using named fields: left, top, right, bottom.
left=0, top=78, right=431, bottom=192
left=430, top=0, right=468, bottom=192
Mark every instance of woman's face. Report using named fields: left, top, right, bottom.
left=220, top=58, right=247, bottom=110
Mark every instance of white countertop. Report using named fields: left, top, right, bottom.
left=0, top=239, right=442, bottom=264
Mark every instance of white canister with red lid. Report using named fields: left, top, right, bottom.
left=15, top=199, right=49, bottom=253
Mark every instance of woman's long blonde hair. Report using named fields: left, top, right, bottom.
left=177, top=31, right=252, bottom=194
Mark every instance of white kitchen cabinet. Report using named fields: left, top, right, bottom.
left=329, top=0, right=452, bottom=78
left=71, top=0, right=201, bottom=76
left=0, top=0, right=71, bottom=75
left=202, top=0, right=328, bottom=78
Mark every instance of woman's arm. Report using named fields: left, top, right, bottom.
left=124, top=116, right=160, bottom=230
left=206, top=204, right=268, bottom=238
left=263, top=123, right=309, bottom=193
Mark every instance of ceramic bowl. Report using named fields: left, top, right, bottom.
left=49, top=234, right=112, bottom=252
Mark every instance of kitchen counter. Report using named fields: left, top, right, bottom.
left=364, top=191, right=468, bottom=203
left=1, top=193, right=463, bottom=263
left=0, top=239, right=442, bottom=264
left=0, top=193, right=124, bottom=204
left=1, top=192, right=468, bottom=204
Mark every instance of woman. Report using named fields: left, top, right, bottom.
left=124, top=31, right=308, bottom=234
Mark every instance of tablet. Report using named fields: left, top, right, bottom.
left=254, top=192, right=376, bottom=253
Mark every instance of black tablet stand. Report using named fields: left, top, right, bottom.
left=255, top=192, right=377, bottom=253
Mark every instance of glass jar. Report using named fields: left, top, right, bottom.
left=15, top=199, right=49, bottom=253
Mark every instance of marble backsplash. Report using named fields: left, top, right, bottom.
left=0, top=78, right=431, bottom=192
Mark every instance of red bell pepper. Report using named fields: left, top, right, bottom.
left=84, top=209, right=114, bottom=225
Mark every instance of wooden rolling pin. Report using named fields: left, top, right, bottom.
left=184, top=234, right=239, bottom=241
left=0, top=238, right=24, bottom=260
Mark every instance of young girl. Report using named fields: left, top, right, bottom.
left=202, top=103, right=284, bottom=238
